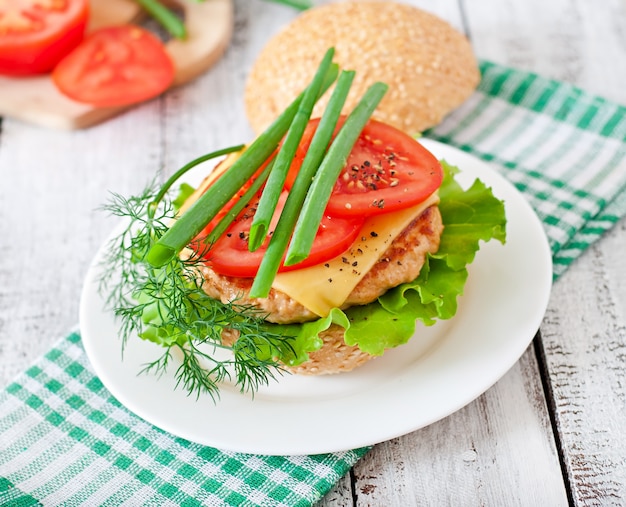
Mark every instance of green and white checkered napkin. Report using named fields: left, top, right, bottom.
left=1, top=61, right=625, bottom=506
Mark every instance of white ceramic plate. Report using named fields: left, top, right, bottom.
left=80, top=139, right=552, bottom=456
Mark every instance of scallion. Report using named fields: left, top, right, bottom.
left=264, top=0, right=313, bottom=10
left=248, top=70, right=356, bottom=298
left=248, top=48, right=335, bottom=252
left=148, top=144, right=245, bottom=220
left=285, top=82, right=389, bottom=265
left=135, top=0, right=187, bottom=39
left=203, top=157, right=275, bottom=246
left=145, top=62, right=339, bottom=268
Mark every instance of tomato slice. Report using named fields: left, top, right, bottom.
left=52, top=25, right=175, bottom=107
left=185, top=117, right=441, bottom=278
left=287, top=117, right=443, bottom=217
left=0, top=0, right=89, bottom=75
left=196, top=191, right=364, bottom=278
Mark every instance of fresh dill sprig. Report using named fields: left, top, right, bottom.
left=98, top=152, right=295, bottom=400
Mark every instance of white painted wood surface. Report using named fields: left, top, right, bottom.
left=0, top=1, right=624, bottom=505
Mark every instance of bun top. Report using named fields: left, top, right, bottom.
left=244, top=1, right=480, bottom=136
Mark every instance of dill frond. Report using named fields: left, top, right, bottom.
left=97, top=180, right=294, bottom=400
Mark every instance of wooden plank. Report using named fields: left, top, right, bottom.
left=351, top=349, right=567, bottom=506
left=319, top=348, right=569, bottom=506
left=464, top=0, right=626, bottom=103
left=318, top=474, right=354, bottom=506
left=540, top=228, right=626, bottom=505
left=0, top=106, right=163, bottom=385
left=465, top=0, right=626, bottom=504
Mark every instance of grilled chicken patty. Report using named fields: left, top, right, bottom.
left=198, top=205, right=443, bottom=324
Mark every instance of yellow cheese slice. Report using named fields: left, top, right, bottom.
left=272, top=192, right=440, bottom=317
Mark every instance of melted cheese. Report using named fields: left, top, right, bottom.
left=272, top=192, right=440, bottom=317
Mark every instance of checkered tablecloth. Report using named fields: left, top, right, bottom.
left=1, top=61, right=625, bottom=506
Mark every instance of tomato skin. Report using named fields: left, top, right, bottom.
left=0, top=0, right=89, bottom=75
left=196, top=191, right=364, bottom=278
left=287, top=117, right=443, bottom=217
left=52, top=25, right=175, bottom=107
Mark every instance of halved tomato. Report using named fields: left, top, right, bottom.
left=287, top=117, right=443, bottom=217
left=0, top=0, right=89, bottom=75
left=197, top=191, right=364, bottom=277
left=52, top=25, right=175, bottom=107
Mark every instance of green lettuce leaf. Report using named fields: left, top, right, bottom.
left=436, top=161, right=506, bottom=269
left=172, top=183, right=196, bottom=211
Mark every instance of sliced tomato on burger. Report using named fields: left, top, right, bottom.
left=197, top=191, right=364, bottom=277
left=188, top=117, right=440, bottom=277
left=52, top=25, right=175, bottom=107
left=0, top=0, right=89, bottom=75
left=287, top=117, right=443, bottom=217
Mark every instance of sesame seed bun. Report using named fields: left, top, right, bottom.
left=244, top=1, right=480, bottom=136
left=287, top=324, right=376, bottom=375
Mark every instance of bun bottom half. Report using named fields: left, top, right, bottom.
left=222, top=324, right=376, bottom=375
left=287, top=324, right=376, bottom=375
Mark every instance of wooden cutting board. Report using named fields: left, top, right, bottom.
left=0, top=0, right=233, bottom=129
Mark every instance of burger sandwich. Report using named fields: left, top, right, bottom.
left=101, top=44, right=505, bottom=399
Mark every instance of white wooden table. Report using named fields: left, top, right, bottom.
left=1, top=1, right=625, bottom=505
